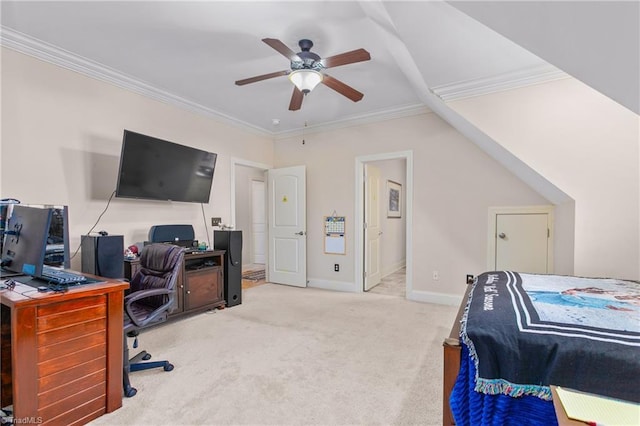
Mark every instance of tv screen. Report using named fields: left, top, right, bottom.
left=115, top=130, right=217, bottom=203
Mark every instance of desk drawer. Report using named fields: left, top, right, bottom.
left=35, top=294, right=110, bottom=425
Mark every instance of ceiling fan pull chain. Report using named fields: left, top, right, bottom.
left=302, top=121, right=307, bottom=145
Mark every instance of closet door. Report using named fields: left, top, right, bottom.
left=492, top=209, right=552, bottom=274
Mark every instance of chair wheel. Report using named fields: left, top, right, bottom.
left=125, top=387, right=137, bottom=398
left=142, top=353, right=152, bottom=360
left=164, top=363, right=174, bottom=372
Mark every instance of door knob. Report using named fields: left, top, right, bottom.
left=295, top=231, right=305, bottom=236
left=498, top=232, right=506, bottom=239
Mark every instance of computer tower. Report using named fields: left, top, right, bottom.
left=81, top=235, right=124, bottom=279
left=214, top=230, right=242, bottom=307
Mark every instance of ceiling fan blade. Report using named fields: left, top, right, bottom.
left=321, top=48, right=371, bottom=68
left=321, top=74, right=364, bottom=102
left=262, top=38, right=301, bottom=62
left=289, top=87, right=304, bottom=111
left=235, top=70, right=289, bottom=86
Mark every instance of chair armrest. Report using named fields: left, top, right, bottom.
left=124, top=288, right=175, bottom=328
left=124, top=288, right=171, bottom=304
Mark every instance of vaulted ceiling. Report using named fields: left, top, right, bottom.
left=1, top=1, right=638, bottom=136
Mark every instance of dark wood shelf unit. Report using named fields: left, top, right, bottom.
left=124, top=249, right=226, bottom=318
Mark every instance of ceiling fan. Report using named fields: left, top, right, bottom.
left=235, top=38, right=371, bottom=111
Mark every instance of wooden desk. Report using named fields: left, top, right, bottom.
left=1, top=276, right=128, bottom=425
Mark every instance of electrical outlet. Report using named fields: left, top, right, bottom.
left=334, top=264, right=340, bottom=272
left=466, top=274, right=475, bottom=285
left=432, top=270, right=439, bottom=280
left=211, top=217, right=222, bottom=226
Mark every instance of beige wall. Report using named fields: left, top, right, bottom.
left=1, top=48, right=274, bottom=270
left=450, top=78, right=640, bottom=280
left=274, top=112, right=553, bottom=300
left=3, top=47, right=605, bottom=304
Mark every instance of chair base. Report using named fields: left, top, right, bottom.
left=123, top=345, right=174, bottom=398
left=130, top=360, right=174, bottom=372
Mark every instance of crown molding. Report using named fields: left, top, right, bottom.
left=0, top=26, right=272, bottom=137
left=1, top=26, right=569, bottom=138
left=430, top=64, right=569, bottom=102
left=1, top=27, right=430, bottom=139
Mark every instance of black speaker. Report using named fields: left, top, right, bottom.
left=214, top=230, right=242, bottom=307
left=81, top=235, right=124, bottom=279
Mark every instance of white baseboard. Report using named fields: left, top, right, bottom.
left=308, top=279, right=358, bottom=293
left=407, top=289, right=462, bottom=306
left=307, top=278, right=463, bottom=306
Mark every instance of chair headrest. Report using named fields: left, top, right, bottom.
left=140, top=244, right=184, bottom=272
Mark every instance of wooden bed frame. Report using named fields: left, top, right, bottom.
left=442, top=285, right=471, bottom=426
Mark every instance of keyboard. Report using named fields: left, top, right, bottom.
left=41, top=266, right=87, bottom=285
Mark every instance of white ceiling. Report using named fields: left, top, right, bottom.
left=1, top=1, right=637, bottom=136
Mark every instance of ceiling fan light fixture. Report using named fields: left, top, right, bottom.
left=289, top=69, right=323, bottom=94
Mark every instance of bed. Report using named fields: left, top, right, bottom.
left=443, top=271, right=640, bottom=425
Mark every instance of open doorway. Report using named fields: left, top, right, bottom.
left=231, top=159, right=269, bottom=288
left=355, top=151, right=412, bottom=298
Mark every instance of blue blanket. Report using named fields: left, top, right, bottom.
left=451, top=344, right=558, bottom=426
left=461, top=271, right=640, bottom=403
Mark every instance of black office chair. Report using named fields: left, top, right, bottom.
left=123, top=243, right=184, bottom=397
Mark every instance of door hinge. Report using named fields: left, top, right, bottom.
left=547, top=228, right=550, bottom=238
left=364, top=222, right=368, bottom=229
left=363, top=271, right=368, bottom=278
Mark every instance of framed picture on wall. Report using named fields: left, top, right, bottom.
left=387, top=180, right=402, bottom=218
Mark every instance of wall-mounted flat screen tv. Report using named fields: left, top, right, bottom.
left=115, top=130, right=217, bottom=203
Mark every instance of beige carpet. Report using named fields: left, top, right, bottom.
left=91, top=284, right=458, bottom=425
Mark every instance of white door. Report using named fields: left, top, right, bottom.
left=267, top=166, right=306, bottom=287
left=364, top=164, right=382, bottom=290
left=495, top=213, right=550, bottom=273
left=251, top=180, right=266, bottom=264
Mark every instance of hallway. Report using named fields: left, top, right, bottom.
left=367, top=267, right=406, bottom=298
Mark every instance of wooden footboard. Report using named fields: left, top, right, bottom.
left=442, top=285, right=472, bottom=426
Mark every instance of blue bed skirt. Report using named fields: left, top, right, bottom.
left=449, top=344, right=558, bottom=426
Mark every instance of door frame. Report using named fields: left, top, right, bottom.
left=355, top=151, right=413, bottom=294
left=230, top=157, right=271, bottom=268
left=487, top=205, right=554, bottom=272
left=231, top=158, right=271, bottom=228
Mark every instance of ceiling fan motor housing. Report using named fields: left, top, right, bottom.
left=292, top=39, right=323, bottom=71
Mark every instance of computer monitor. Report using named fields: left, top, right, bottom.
left=1, top=205, right=53, bottom=277
left=43, top=206, right=71, bottom=268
